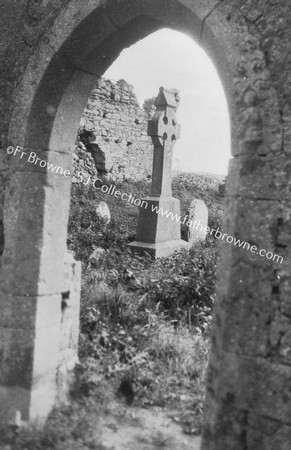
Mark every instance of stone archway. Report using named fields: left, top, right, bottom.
left=0, top=1, right=290, bottom=448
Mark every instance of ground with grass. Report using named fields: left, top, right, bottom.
left=0, top=173, right=223, bottom=450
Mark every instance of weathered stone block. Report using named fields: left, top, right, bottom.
left=220, top=195, right=281, bottom=267
left=202, top=394, right=247, bottom=450
left=57, top=252, right=81, bottom=403
left=0, top=385, right=31, bottom=424
left=214, top=262, right=273, bottom=357
left=247, top=413, right=291, bottom=450
left=7, top=147, right=73, bottom=174
left=207, top=348, right=291, bottom=424
left=0, top=294, right=62, bottom=330
left=9, top=44, right=71, bottom=149
left=186, top=199, right=208, bottom=245
left=0, top=252, right=80, bottom=424
left=227, top=154, right=289, bottom=200
left=1, top=171, right=71, bottom=296
left=59, top=254, right=81, bottom=364
left=280, top=281, right=291, bottom=317
left=101, top=0, right=209, bottom=39
left=32, top=324, right=61, bottom=384
left=0, top=327, right=34, bottom=389
left=49, top=70, right=98, bottom=153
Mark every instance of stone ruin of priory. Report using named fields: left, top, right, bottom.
left=74, top=77, right=154, bottom=182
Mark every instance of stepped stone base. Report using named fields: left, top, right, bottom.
left=129, top=239, right=188, bottom=258
left=129, top=196, right=188, bottom=258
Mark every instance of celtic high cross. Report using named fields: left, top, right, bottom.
left=129, top=87, right=187, bottom=258
left=148, top=87, right=181, bottom=197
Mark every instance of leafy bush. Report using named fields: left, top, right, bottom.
left=78, top=237, right=217, bottom=335
left=144, top=241, right=217, bottom=332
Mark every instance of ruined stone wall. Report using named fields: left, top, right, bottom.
left=75, top=78, right=153, bottom=182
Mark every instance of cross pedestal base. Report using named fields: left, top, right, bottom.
left=129, top=239, right=188, bottom=258
left=129, top=196, right=189, bottom=258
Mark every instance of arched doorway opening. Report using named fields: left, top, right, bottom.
left=104, top=27, right=231, bottom=175
left=66, top=26, right=230, bottom=445
left=1, top=1, right=284, bottom=448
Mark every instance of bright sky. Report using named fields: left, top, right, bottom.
left=105, top=28, right=231, bottom=176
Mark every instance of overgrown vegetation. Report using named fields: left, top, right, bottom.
left=0, top=173, right=223, bottom=449
left=69, top=173, right=220, bottom=432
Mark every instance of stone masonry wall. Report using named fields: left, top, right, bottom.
left=1, top=1, right=291, bottom=445
left=74, top=78, right=154, bottom=182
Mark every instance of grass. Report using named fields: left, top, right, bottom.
left=0, top=171, right=223, bottom=449
left=0, top=402, right=104, bottom=450
left=150, top=323, right=208, bottom=379
left=70, top=172, right=221, bottom=433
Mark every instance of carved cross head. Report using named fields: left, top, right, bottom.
left=148, top=87, right=181, bottom=147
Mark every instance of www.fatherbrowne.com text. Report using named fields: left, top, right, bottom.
left=6, top=145, right=284, bottom=264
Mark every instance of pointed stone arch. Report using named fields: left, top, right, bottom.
left=0, top=1, right=290, bottom=448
